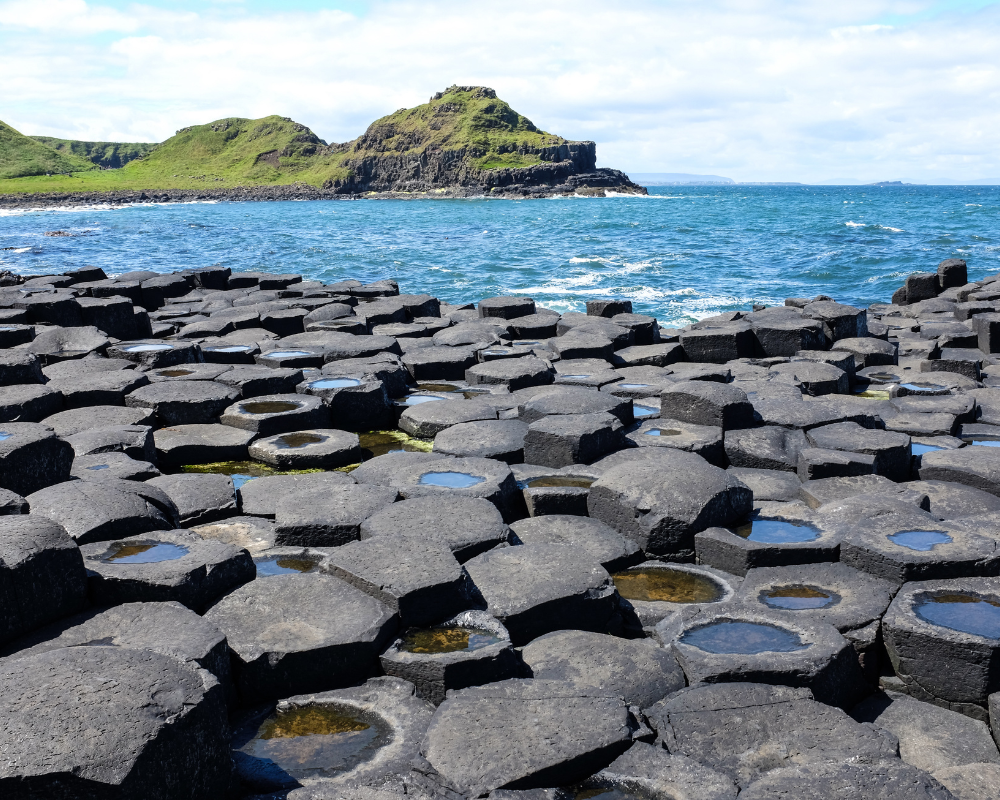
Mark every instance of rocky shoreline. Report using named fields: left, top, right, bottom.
left=1, top=258, right=999, bottom=798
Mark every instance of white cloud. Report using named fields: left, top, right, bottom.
left=2, top=0, right=1000, bottom=182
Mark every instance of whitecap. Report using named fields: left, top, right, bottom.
left=13, top=247, right=31, bottom=253
left=877, top=226, right=904, bottom=232
left=845, top=221, right=866, bottom=227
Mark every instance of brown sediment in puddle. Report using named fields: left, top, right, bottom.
left=158, top=369, right=194, bottom=377
left=761, top=584, right=838, bottom=610
left=400, top=626, right=501, bottom=654
left=613, top=568, right=724, bottom=603
left=108, top=543, right=154, bottom=561
left=241, top=400, right=300, bottom=414
left=258, top=706, right=370, bottom=740
left=526, top=475, right=595, bottom=489
left=277, top=432, right=326, bottom=448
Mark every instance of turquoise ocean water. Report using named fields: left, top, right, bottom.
left=1, top=185, right=998, bottom=325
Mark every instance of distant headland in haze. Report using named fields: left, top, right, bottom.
left=0, top=86, right=648, bottom=206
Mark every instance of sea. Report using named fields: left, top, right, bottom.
left=1, top=185, right=998, bottom=326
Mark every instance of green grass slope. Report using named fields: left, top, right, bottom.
left=0, top=121, right=97, bottom=179
left=31, top=136, right=158, bottom=169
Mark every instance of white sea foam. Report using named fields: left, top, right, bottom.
left=845, top=221, right=866, bottom=227
left=877, top=226, right=904, bottom=232
left=12, top=247, right=31, bottom=253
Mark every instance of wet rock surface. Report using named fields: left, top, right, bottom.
left=5, top=265, right=1000, bottom=796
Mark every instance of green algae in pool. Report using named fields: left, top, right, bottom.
left=240, top=400, right=301, bottom=414
left=734, top=518, right=821, bottom=543
left=399, top=626, right=502, bottom=654
left=275, top=432, right=327, bottom=449
left=358, top=430, right=434, bottom=460
left=761, top=585, right=839, bottom=610
left=255, top=555, right=320, bottom=576
left=525, top=475, right=595, bottom=489
left=235, top=704, right=387, bottom=786
left=613, top=568, right=724, bottom=604
left=888, top=529, right=953, bottom=551
left=915, top=593, right=1000, bottom=639
left=105, top=542, right=189, bottom=564
left=418, top=471, right=485, bottom=488
left=180, top=461, right=322, bottom=490
left=680, top=620, right=808, bottom=654
left=645, top=428, right=682, bottom=437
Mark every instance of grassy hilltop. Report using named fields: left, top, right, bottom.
left=0, top=86, right=587, bottom=195
left=31, top=136, right=157, bottom=169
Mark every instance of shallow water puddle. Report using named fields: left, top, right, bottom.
left=524, top=475, right=594, bottom=489
left=915, top=593, right=1000, bottom=638
left=399, top=626, right=501, bottom=654
left=734, top=518, right=821, bottom=544
left=205, top=345, right=252, bottom=354
left=680, top=620, right=808, bottom=654
left=105, top=542, right=189, bottom=564
left=263, top=350, right=312, bottom=358
left=617, top=383, right=649, bottom=389
left=900, top=382, right=947, bottom=393
left=240, top=400, right=301, bottom=414
left=180, top=460, right=322, bottom=490
left=124, top=343, right=172, bottom=352
left=633, top=405, right=658, bottom=417
left=397, top=394, right=446, bottom=406
left=157, top=368, right=194, bottom=377
left=969, top=440, right=1000, bottom=447
left=912, top=443, right=944, bottom=456
left=358, top=430, right=433, bottom=459
left=888, top=529, right=953, bottom=551
left=235, top=704, right=387, bottom=785
left=613, top=568, right=724, bottom=603
left=275, top=432, right=327, bottom=449
left=418, top=471, right=485, bottom=488
left=308, top=377, right=361, bottom=389
left=255, top=555, right=320, bottom=576
left=644, top=428, right=682, bottom=437
left=761, top=585, right=839, bottom=610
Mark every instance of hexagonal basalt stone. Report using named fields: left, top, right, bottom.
left=660, top=380, right=754, bottom=430
left=434, top=419, right=529, bottom=464
left=80, top=528, right=254, bottom=611
left=509, top=514, right=641, bottom=572
left=738, top=761, right=955, bottom=800
left=727, top=466, right=801, bottom=502
left=919, top=446, right=1000, bottom=497
left=725, top=424, right=808, bottom=472
left=26, top=478, right=179, bottom=544
left=204, top=572, right=397, bottom=702
left=145, top=472, right=236, bottom=525
left=0, top=646, right=232, bottom=800
left=806, top=421, right=911, bottom=482
left=521, top=629, right=685, bottom=708
left=478, top=296, right=536, bottom=320
left=358, top=495, right=508, bottom=562
left=399, top=398, right=497, bottom=437
left=519, top=386, right=633, bottom=425
left=656, top=604, right=866, bottom=707
left=523, top=412, right=626, bottom=468
left=588, top=449, right=752, bottom=559
left=0, top=421, right=73, bottom=496
left=239, top=471, right=356, bottom=517
left=644, top=683, right=897, bottom=790
left=463, top=543, right=617, bottom=645
left=839, top=511, right=999, bottom=585
left=273, top=483, right=399, bottom=547
left=626, top=418, right=726, bottom=465
left=419, top=678, right=634, bottom=796
left=249, top=429, right=361, bottom=469
left=124, top=379, right=239, bottom=425
left=466, top=356, right=553, bottom=391
left=71, top=452, right=160, bottom=482
left=221, top=392, right=328, bottom=435
left=0, top=383, right=63, bottom=422
left=107, top=338, right=202, bottom=368
left=379, top=611, right=519, bottom=706
left=612, top=561, right=739, bottom=630
left=0, top=514, right=87, bottom=646
left=735, top=562, right=897, bottom=681
left=907, top=479, right=1000, bottom=520
left=884, top=578, right=1000, bottom=709
left=231, top=677, right=434, bottom=794
left=153, top=422, right=256, bottom=467
left=43, top=403, right=153, bottom=436
left=320, top=533, right=468, bottom=626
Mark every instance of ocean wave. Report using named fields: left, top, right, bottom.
left=877, top=225, right=904, bottom=232
left=0, top=200, right=221, bottom=216
left=845, top=221, right=866, bottom=227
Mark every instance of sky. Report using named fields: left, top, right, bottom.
left=2, top=0, right=1000, bottom=183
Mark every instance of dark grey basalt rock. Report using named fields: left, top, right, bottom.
left=519, top=385, right=633, bottom=425
left=65, top=423, right=157, bottom=463
left=145, top=472, right=236, bottom=525
left=249, top=428, right=362, bottom=469
left=727, top=466, right=801, bottom=501
left=0, top=514, right=87, bottom=646
left=580, top=741, right=738, bottom=800
left=153, top=422, right=256, bottom=466
left=274, top=482, right=399, bottom=547
left=588, top=449, right=752, bottom=559
left=627, top=417, right=725, bottom=465
left=725, top=425, right=808, bottom=472
left=434, top=419, right=528, bottom=463
left=919, top=446, right=1000, bottom=497
left=852, top=692, right=1000, bottom=774
left=379, top=610, right=519, bottom=705
left=80, top=528, right=254, bottom=611
left=26, top=477, right=178, bottom=544
left=220, top=392, right=328, bottom=434
left=0, top=646, right=232, bottom=800
left=0, top=421, right=73, bottom=496
left=521, top=629, right=684, bottom=708
left=47, top=367, right=151, bottom=408
left=125, top=379, right=239, bottom=425
left=656, top=603, right=866, bottom=707
left=189, top=516, right=277, bottom=555
left=466, top=355, right=553, bottom=391
left=43, top=403, right=153, bottom=436
left=399, top=398, right=497, bottom=437
left=0, top=350, right=44, bottom=385
left=797, top=445, right=877, bottom=481
left=239, top=471, right=356, bottom=517
left=661, top=380, right=754, bottom=430
left=215, top=364, right=302, bottom=396
left=321, top=533, right=468, bottom=626
left=906, top=479, right=1000, bottom=519
left=883, top=578, right=1000, bottom=710
left=204, top=571, right=396, bottom=702
left=463, top=543, right=617, bottom=645
left=509, top=514, right=641, bottom=572
left=738, top=761, right=955, bottom=800
left=806, top=421, right=912, bottom=482
left=523, top=411, right=626, bottom=468
left=71, top=452, right=160, bottom=482
left=359, top=494, right=508, bottom=562
left=645, top=682, right=898, bottom=789
left=107, top=338, right=201, bottom=368
left=0, top=382, right=63, bottom=422
left=419, top=678, right=635, bottom=796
